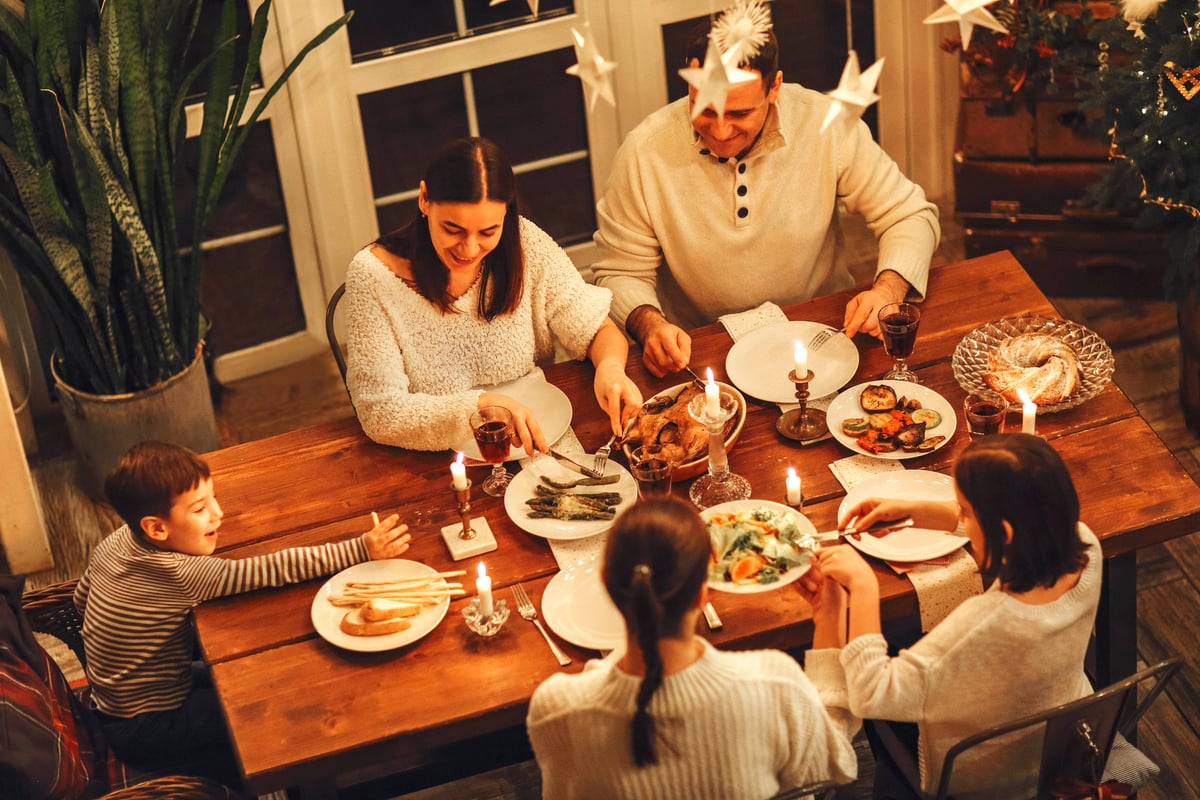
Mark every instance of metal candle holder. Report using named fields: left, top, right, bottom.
left=776, top=369, right=829, bottom=442
left=452, top=479, right=476, bottom=540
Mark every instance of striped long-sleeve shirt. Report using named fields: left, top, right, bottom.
left=74, top=525, right=369, bottom=717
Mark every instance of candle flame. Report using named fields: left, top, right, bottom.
left=477, top=562, right=487, bottom=578
left=706, top=366, right=715, bottom=384
left=1016, top=388, right=1034, bottom=406
left=455, top=451, right=465, bottom=466
left=787, top=466, right=797, bottom=478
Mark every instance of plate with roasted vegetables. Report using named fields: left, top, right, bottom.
left=701, top=500, right=817, bottom=594
left=503, top=454, right=638, bottom=540
left=827, top=381, right=956, bottom=460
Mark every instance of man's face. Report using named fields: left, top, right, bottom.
left=688, top=66, right=782, bottom=159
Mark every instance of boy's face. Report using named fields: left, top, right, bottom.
left=142, top=477, right=224, bottom=556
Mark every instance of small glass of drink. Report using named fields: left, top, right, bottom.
left=630, top=444, right=675, bottom=498
left=964, top=391, right=1008, bottom=439
left=469, top=406, right=515, bottom=496
left=879, top=302, right=921, bottom=383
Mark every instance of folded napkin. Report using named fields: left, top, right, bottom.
left=904, top=547, right=983, bottom=632
left=718, top=300, right=788, bottom=341
left=828, top=454, right=905, bottom=492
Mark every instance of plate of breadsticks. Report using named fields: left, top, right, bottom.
left=310, top=560, right=465, bottom=652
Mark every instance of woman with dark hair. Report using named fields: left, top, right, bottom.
left=526, top=496, right=860, bottom=798
left=815, top=433, right=1103, bottom=799
left=344, top=137, right=641, bottom=451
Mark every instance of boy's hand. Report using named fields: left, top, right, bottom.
left=364, top=513, right=412, bottom=560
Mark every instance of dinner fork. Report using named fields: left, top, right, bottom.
left=512, top=582, right=572, bottom=666
left=808, top=325, right=847, bottom=352
left=592, top=433, right=617, bottom=477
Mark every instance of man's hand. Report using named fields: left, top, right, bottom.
left=627, top=305, right=691, bottom=378
left=843, top=270, right=911, bottom=339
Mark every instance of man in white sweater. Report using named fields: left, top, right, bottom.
left=592, top=18, right=940, bottom=376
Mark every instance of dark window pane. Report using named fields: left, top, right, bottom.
left=182, top=0, right=256, bottom=102
left=516, top=160, right=595, bottom=246
left=376, top=197, right=419, bottom=239
left=344, top=0, right=457, bottom=60
left=360, top=76, right=470, bottom=199
left=474, top=48, right=586, bottom=165
left=199, top=234, right=304, bottom=354
left=464, top=0, right=572, bottom=34
left=662, top=0, right=877, bottom=135
left=175, top=122, right=286, bottom=245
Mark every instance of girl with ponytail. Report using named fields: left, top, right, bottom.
left=527, top=496, right=860, bottom=798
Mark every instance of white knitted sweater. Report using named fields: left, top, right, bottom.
left=592, top=84, right=941, bottom=330
left=344, top=217, right=611, bottom=451
left=840, top=524, right=1102, bottom=799
left=527, top=639, right=860, bottom=799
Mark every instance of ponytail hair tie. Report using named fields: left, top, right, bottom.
left=634, top=564, right=653, bottom=578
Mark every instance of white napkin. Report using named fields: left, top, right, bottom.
left=718, top=301, right=788, bottom=342
left=904, top=548, right=983, bottom=632
left=828, top=454, right=905, bottom=492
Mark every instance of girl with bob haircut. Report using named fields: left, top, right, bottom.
left=527, top=496, right=860, bottom=799
left=344, top=136, right=641, bottom=452
left=813, top=433, right=1102, bottom=799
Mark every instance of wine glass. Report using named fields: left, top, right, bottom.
left=469, top=406, right=514, bottom=496
left=879, top=302, right=921, bottom=383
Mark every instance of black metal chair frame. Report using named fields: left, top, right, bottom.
left=324, top=282, right=351, bottom=404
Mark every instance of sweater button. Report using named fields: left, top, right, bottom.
left=738, top=163, right=746, bottom=174
left=737, top=207, right=749, bottom=218
left=737, top=185, right=747, bottom=196
left=718, top=157, right=729, bottom=164
left=700, top=149, right=710, bottom=156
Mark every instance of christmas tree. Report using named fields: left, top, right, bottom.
left=1087, top=0, right=1200, bottom=298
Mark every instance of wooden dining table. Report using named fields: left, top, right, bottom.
left=195, top=250, right=1200, bottom=795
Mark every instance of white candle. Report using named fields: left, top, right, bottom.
left=1016, top=388, right=1037, bottom=434
left=450, top=451, right=468, bottom=490
left=705, top=367, right=720, bottom=418
left=794, top=340, right=808, bottom=379
left=785, top=467, right=802, bottom=506
left=476, top=562, right=493, bottom=617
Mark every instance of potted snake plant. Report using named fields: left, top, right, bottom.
left=0, top=0, right=349, bottom=493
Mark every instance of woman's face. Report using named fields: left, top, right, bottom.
left=420, top=183, right=507, bottom=275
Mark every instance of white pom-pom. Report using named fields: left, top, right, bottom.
left=712, top=1, right=773, bottom=67
left=1121, top=0, right=1167, bottom=23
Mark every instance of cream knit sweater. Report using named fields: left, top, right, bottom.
left=344, top=217, right=611, bottom=451
left=841, top=524, right=1102, bottom=799
left=592, top=84, right=940, bottom=330
left=527, top=639, right=859, bottom=799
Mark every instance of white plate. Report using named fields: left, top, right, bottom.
left=724, top=320, right=859, bottom=402
left=837, top=470, right=970, bottom=562
left=454, top=371, right=573, bottom=461
left=700, top=499, right=817, bottom=594
left=503, top=455, right=637, bottom=541
left=827, top=380, right=958, bottom=460
left=540, top=554, right=626, bottom=651
left=310, top=560, right=451, bottom=652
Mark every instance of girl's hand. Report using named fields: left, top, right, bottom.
left=815, top=545, right=877, bottom=593
left=797, top=563, right=849, bottom=649
left=364, top=513, right=411, bottom=560
left=838, top=497, right=959, bottom=534
left=478, top=392, right=548, bottom=455
left=593, top=363, right=643, bottom=436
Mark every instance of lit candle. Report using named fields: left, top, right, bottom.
left=1016, top=388, right=1037, bottom=434
left=705, top=367, right=720, bottom=418
left=785, top=467, right=802, bottom=506
left=476, top=562, right=493, bottom=617
left=450, top=451, right=468, bottom=491
left=794, top=340, right=808, bottom=379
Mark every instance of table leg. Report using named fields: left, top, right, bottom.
left=1095, top=552, right=1138, bottom=688
left=289, top=779, right=338, bottom=800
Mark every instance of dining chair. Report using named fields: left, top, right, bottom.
left=768, top=779, right=837, bottom=799
left=872, top=656, right=1183, bottom=799
left=325, top=282, right=350, bottom=398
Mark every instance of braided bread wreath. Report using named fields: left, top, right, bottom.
left=983, top=333, right=1083, bottom=405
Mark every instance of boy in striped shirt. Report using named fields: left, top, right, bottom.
left=74, top=441, right=412, bottom=786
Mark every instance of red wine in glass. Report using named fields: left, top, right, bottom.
left=632, top=453, right=674, bottom=497
left=878, top=302, right=921, bottom=382
left=965, top=392, right=1007, bottom=438
left=469, top=407, right=515, bottom=496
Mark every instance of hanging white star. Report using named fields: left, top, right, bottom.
left=565, top=25, right=618, bottom=112
left=820, top=50, right=885, bottom=133
left=678, top=37, right=759, bottom=121
left=489, top=0, right=539, bottom=17
left=711, top=1, right=773, bottom=67
left=922, top=0, right=1008, bottom=51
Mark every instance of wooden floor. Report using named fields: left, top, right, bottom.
left=19, top=208, right=1200, bottom=798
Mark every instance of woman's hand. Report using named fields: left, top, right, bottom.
left=363, top=513, right=412, bottom=560
left=593, top=362, right=643, bottom=436
left=478, top=392, right=548, bottom=455
left=838, top=497, right=959, bottom=533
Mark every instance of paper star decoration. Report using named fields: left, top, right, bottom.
left=820, top=50, right=885, bottom=133
left=711, top=0, right=773, bottom=67
left=489, top=0, right=539, bottom=17
left=565, top=25, right=618, bottom=112
left=922, top=0, right=1008, bottom=51
left=678, top=37, right=759, bottom=121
